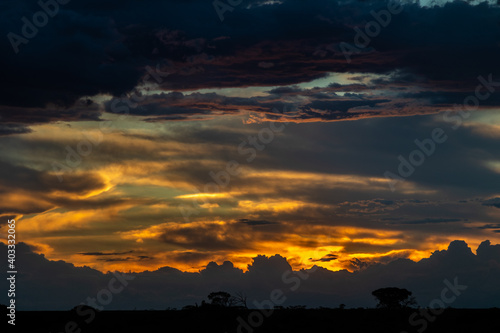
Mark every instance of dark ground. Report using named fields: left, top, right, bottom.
left=3, top=308, right=500, bottom=333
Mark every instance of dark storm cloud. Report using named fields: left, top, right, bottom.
left=48, top=197, right=151, bottom=211
left=97, top=257, right=133, bottom=262
left=138, top=255, right=153, bottom=260
left=299, top=99, right=391, bottom=120
left=341, top=242, right=401, bottom=254
left=0, top=2, right=141, bottom=109
left=168, top=251, right=215, bottom=264
left=482, top=198, right=500, bottom=209
left=395, top=218, right=463, bottom=225
left=478, top=224, right=500, bottom=232
left=0, top=102, right=102, bottom=138
left=9, top=107, right=492, bottom=234
left=0, top=160, right=105, bottom=194
left=0, top=159, right=107, bottom=214
left=234, top=113, right=500, bottom=199
left=399, top=90, right=500, bottom=107
left=0, top=123, right=32, bottom=136
left=1, top=0, right=500, bottom=127
left=267, top=86, right=303, bottom=95
left=0, top=102, right=101, bottom=124
left=344, top=258, right=370, bottom=271
left=104, top=91, right=296, bottom=120
left=2, top=240, right=499, bottom=310
left=103, top=89, right=408, bottom=123
left=156, top=222, right=284, bottom=251
left=369, top=71, right=428, bottom=87
left=310, top=253, right=338, bottom=262
left=363, top=2, right=500, bottom=87
left=238, top=219, right=278, bottom=226
left=78, top=251, right=135, bottom=256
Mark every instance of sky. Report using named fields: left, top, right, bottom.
left=1, top=0, right=500, bottom=309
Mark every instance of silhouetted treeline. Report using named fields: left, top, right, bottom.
left=3, top=308, right=499, bottom=333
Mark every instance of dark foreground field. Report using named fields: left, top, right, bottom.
left=4, top=308, right=500, bottom=333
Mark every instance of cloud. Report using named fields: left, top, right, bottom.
left=97, top=257, right=134, bottom=262
left=78, top=251, right=135, bottom=256
left=0, top=160, right=108, bottom=215
left=0, top=123, right=32, bottom=136
left=2, top=110, right=500, bottom=274
left=238, top=219, right=278, bottom=226
left=482, top=198, right=500, bottom=209
left=1, top=0, right=500, bottom=129
left=395, top=218, right=463, bottom=225
left=310, top=253, right=338, bottom=262
left=1, top=240, right=499, bottom=310
left=478, top=224, right=500, bottom=233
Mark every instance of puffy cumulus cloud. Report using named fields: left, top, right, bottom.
left=476, top=240, right=500, bottom=261
left=110, top=213, right=493, bottom=273
left=0, top=243, right=105, bottom=310
left=1, top=240, right=499, bottom=310
left=2, top=0, right=500, bottom=130
left=117, top=220, right=313, bottom=270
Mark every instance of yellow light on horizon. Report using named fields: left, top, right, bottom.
left=175, top=193, right=234, bottom=199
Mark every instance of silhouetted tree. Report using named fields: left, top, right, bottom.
left=372, top=287, right=417, bottom=309
left=232, top=291, right=248, bottom=308
left=207, top=291, right=232, bottom=307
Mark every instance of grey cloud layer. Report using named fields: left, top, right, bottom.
left=1, top=240, right=499, bottom=310
left=2, top=0, right=500, bottom=128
